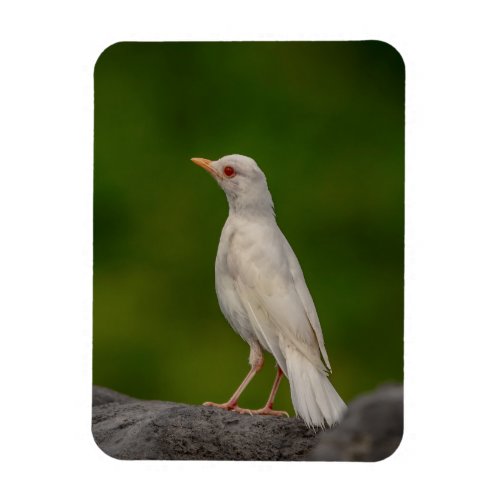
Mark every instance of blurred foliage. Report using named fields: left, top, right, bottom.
left=94, top=42, right=404, bottom=414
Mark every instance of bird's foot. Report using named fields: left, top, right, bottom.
left=202, top=401, right=237, bottom=411
left=203, top=401, right=288, bottom=417
left=232, top=406, right=289, bottom=418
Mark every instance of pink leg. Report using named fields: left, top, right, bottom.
left=264, top=367, right=285, bottom=410
left=237, top=367, right=289, bottom=417
left=203, top=344, right=264, bottom=410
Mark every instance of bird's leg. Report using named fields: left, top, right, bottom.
left=203, top=344, right=264, bottom=411
left=236, top=367, right=289, bottom=417
left=260, top=367, right=288, bottom=416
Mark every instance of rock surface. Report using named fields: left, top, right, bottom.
left=92, top=383, right=403, bottom=461
left=308, top=384, right=403, bottom=461
left=92, top=386, right=317, bottom=460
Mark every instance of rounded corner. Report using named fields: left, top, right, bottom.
left=372, top=425, right=405, bottom=463
left=366, top=39, right=406, bottom=73
left=94, top=41, right=127, bottom=76
left=90, top=424, right=126, bottom=462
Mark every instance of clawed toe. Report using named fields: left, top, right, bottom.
left=257, top=408, right=289, bottom=417
left=203, top=402, right=288, bottom=418
left=231, top=406, right=289, bottom=417
left=203, top=401, right=236, bottom=411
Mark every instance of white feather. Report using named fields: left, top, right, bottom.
left=207, top=154, right=347, bottom=427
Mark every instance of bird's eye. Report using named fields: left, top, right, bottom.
left=223, top=166, right=236, bottom=177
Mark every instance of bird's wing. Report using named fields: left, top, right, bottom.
left=282, top=238, right=332, bottom=371
left=228, top=222, right=329, bottom=374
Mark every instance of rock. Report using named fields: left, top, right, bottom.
left=92, top=385, right=136, bottom=407
left=307, top=383, right=403, bottom=461
left=92, top=386, right=318, bottom=460
left=92, top=383, right=403, bottom=461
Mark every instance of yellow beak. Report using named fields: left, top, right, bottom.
left=191, top=157, right=220, bottom=178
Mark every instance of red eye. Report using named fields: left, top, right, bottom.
left=223, top=166, right=235, bottom=177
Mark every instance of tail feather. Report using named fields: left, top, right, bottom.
left=286, top=347, right=347, bottom=428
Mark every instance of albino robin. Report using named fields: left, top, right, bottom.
left=192, top=154, right=347, bottom=427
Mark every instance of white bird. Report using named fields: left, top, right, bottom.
left=191, top=154, right=347, bottom=427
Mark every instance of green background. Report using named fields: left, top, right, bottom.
left=94, top=41, right=404, bottom=415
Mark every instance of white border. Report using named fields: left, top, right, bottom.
left=1, top=1, right=499, bottom=498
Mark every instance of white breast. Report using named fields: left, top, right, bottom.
left=215, top=217, right=261, bottom=346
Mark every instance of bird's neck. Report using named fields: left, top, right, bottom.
left=226, top=190, right=275, bottom=219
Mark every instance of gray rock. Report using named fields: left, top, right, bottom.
left=92, top=383, right=403, bottom=461
left=92, top=386, right=318, bottom=460
left=92, top=385, right=136, bottom=407
left=307, top=383, right=403, bottom=461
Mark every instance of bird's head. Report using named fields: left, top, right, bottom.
left=191, top=154, right=274, bottom=216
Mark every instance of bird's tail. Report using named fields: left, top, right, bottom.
left=286, top=347, right=347, bottom=428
